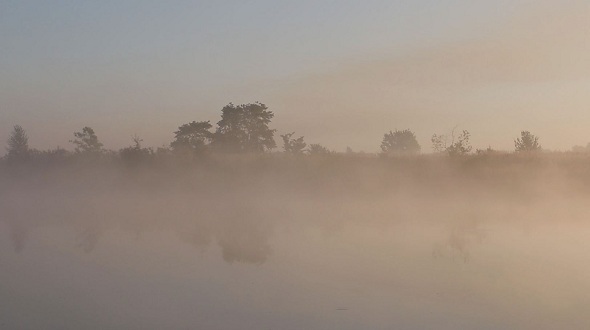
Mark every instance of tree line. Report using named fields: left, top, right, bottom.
left=2, top=101, right=550, bottom=165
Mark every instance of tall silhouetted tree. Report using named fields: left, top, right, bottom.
left=170, top=121, right=213, bottom=154
left=514, top=131, right=541, bottom=152
left=213, top=102, right=276, bottom=153
left=281, top=132, right=306, bottom=154
left=381, top=129, right=420, bottom=155
left=71, top=127, right=103, bottom=153
left=6, top=125, right=29, bottom=161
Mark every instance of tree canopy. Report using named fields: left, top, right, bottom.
left=120, top=135, right=153, bottom=166
left=447, top=130, right=472, bottom=156
left=380, top=129, right=421, bottom=155
left=281, top=132, right=306, bottom=155
left=308, top=143, right=331, bottom=155
left=71, top=127, right=103, bottom=153
left=6, top=125, right=29, bottom=160
left=213, top=103, right=276, bottom=153
left=432, top=129, right=472, bottom=156
left=515, top=131, right=541, bottom=152
left=171, top=121, right=213, bottom=154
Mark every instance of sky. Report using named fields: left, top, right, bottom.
left=1, top=0, right=589, bottom=152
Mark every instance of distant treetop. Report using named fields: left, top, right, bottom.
left=212, top=102, right=276, bottom=153
left=515, top=131, right=541, bottom=152
left=6, top=125, right=29, bottom=161
left=71, top=127, right=103, bottom=153
left=171, top=121, right=213, bottom=154
left=381, top=129, right=421, bottom=155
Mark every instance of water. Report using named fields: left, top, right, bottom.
left=2, top=161, right=590, bottom=329
left=2, top=194, right=590, bottom=329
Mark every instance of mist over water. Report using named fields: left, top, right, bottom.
left=2, top=155, right=590, bottom=329
left=2, top=1, right=590, bottom=328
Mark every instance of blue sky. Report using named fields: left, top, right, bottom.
left=1, top=0, right=588, bottom=152
left=2, top=1, right=517, bottom=83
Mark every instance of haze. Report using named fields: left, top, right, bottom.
left=3, top=152, right=590, bottom=329
left=2, top=1, right=589, bottom=152
left=2, top=1, right=590, bottom=329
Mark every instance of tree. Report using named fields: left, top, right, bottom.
left=447, top=130, right=472, bottom=156
left=212, top=102, right=276, bottom=153
left=120, top=135, right=153, bottom=166
left=71, top=127, right=103, bottom=153
left=308, top=143, right=331, bottom=155
left=432, top=129, right=472, bottom=156
left=170, top=121, right=213, bottom=154
left=281, top=132, right=306, bottom=154
left=6, top=125, right=29, bottom=160
left=380, top=129, right=420, bottom=155
left=431, top=134, right=447, bottom=153
left=515, top=131, right=541, bottom=152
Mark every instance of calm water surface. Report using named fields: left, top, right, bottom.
left=1, top=198, right=590, bottom=329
